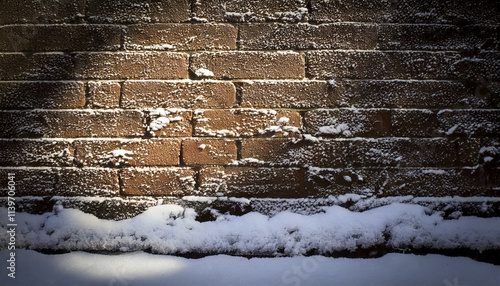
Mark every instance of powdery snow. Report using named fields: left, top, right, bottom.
left=1, top=204, right=499, bottom=255
left=1, top=250, right=499, bottom=286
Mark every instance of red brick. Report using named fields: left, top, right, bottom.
left=122, top=81, right=235, bottom=108
left=0, top=81, right=85, bottom=109
left=199, top=167, right=305, bottom=197
left=190, top=52, right=305, bottom=79
left=0, top=139, right=74, bottom=166
left=241, top=138, right=350, bottom=168
left=0, top=53, right=74, bottom=80
left=182, top=138, right=237, bottom=165
left=0, top=25, right=121, bottom=52
left=146, top=109, right=192, bottom=137
left=193, top=0, right=307, bottom=23
left=75, top=139, right=181, bottom=167
left=304, top=109, right=391, bottom=137
left=239, top=80, right=340, bottom=108
left=438, top=110, right=500, bottom=136
left=87, top=81, right=121, bottom=108
left=391, top=110, right=438, bottom=137
left=0, top=110, right=144, bottom=138
left=125, top=24, right=237, bottom=51
left=85, top=0, right=190, bottom=23
left=194, top=109, right=301, bottom=137
left=74, top=52, right=189, bottom=80
left=240, top=23, right=376, bottom=50
left=0, top=0, right=85, bottom=24
left=120, top=167, right=195, bottom=196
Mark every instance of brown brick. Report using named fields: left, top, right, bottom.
left=57, top=168, right=120, bottom=196
left=0, top=168, right=55, bottom=196
left=87, top=81, right=121, bottom=108
left=304, top=109, right=391, bottom=137
left=391, top=110, right=438, bottom=137
left=0, top=81, right=85, bottom=109
left=341, top=80, right=497, bottom=108
left=199, top=167, right=305, bottom=197
left=194, top=109, right=301, bottom=137
left=0, top=0, right=85, bottom=24
left=310, top=0, right=500, bottom=24
left=85, top=0, right=190, bottom=23
left=190, top=52, right=305, bottom=79
left=350, top=138, right=457, bottom=167
left=182, top=138, right=237, bottom=165
left=438, top=109, right=500, bottom=136
left=0, top=110, right=144, bottom=138
left=193, top=0, right=307, bottom=23
left=125, top=24, right=237, bottom=51
left=0, top=53, right=74, bottom=80
left=122, top=81, right=235, bottom=108
left=306, top=168, right=380, bottom=197
left=146, top=109, right=192, bottom=137
left=240, top=23, right=376, bottom=50
left=0, top=139, right=74, bottom=166
left=378, top=24, right=500, bottom=51
left=75, top=139, right=181, bottom=167
left=241, top=138, right=350, bottom=168
left=120, top=167, right=195, bottom=196
left=0, top=25, right=121, bottom=52
left=239, top=80, right=340, bottom=108
left=74, top=52, right=189, bottom=80
left=306, top=51, right=499, bottom=80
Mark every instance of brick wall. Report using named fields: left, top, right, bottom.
left=0, top=0, right=499, bottom=219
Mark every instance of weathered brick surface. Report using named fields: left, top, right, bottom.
left=193, top=0, right=307, bottom=23
left=391, top=110, right=438, bottom=137
left=0, top=25, right=121, bottom=52
left=240, top=23, right=377, bottom=50
left=304, top=109, right=391, bottom=137
left=120, top=167, right=195, bottom=196
left=194, top=109, right=301, bottom=137
left=0, top=140, right=74, bottom=166
left=438, top=110, right=500, bottom=136
left=85, top=0, right=190, bottom=23
left=146, top=109, right=192, bottom=137
left=182, top=138, right=237, bottom=165
left=199, top=167, right=305, bottom=197
left=0, top=110, right=144, bottom=138
left=87, top=81, right=121, bottom=108
left=0, top=53, right=74, bottom=80
left=122, top=81, right=235, bottom=108
left=241, top=139, right=350, bottom=168
left=74, top=52, right=189, bottom=79
left=57, top=168, right=120, bottom=196
left=239, top=80, right=339, bottom=108
left=190, top=52, right=305, bottom=79
left=0, top=168, right=55, bottom=196
left=125, top=24, right=237, bottom=50
left=378, top=24, right=500, bottom=51
left=0, top=81, right=85, bottom=109
left=310, top=0, right=500, bottom=24
left=0, top=0, right=85, bottom=24
left=75, top=139, right=181, bottom=167
left=306, top=51, right=500, bottom=80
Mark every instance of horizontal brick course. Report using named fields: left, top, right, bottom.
left=240, top=23, right=377, bottom=50
left=199, top=167, right=305, bottom=197
left=0, top=25, right=121, bottom=52
left=0, top=110, right=144, bottom=138
left=146, top=109, right=192, bottom=137
left=0, top=140, right=74, bottom=166
left=122, top=81, right=236, bottom=108
left=125, top=24, right=237, bottom=51
left=437, top=109, right=500, bottom=136
left=0, top=53, right=74, bottom=80
left=0, top=81, right=85, bottom=109
left=0, top=0, right=84, bottom=24
left=391, top=110, right=438, bottom=137
left=190, top=52, right=305, bottom=79
left=194, top=109, right=301, bottom=137
left=120, top=167, right=195, bottom=196
left=87, top=81, right=121, bottom=108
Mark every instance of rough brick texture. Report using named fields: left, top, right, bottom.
left=1, top=0, right=499, bottom=219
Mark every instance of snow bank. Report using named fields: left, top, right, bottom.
left=1, top=203, right=499, bottom=255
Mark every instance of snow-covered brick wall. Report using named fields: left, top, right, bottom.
left=0, top=0, right=499, bottom=223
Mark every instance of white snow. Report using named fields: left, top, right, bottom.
left=1, top=250, right=499, bottom=286
left=195, top=68, right=215, bottom=78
